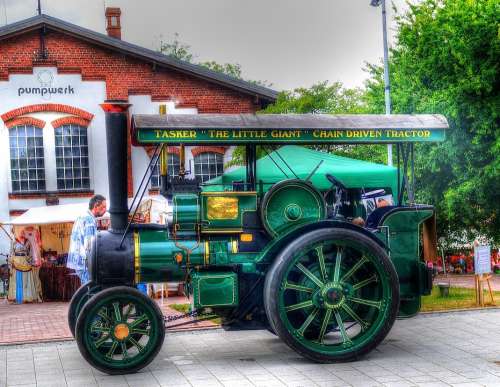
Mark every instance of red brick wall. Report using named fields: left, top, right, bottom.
left=0, top=30, right=260, bottom=113
left=4, top=116, right=45, bottom=129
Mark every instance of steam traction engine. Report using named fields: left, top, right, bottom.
left=69, top=101, right=448, bottom=374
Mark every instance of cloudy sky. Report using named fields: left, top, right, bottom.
left=1, top=0, right=414, bottom=91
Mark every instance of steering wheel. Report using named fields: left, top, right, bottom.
left=326, top=173, right=347, bottom=191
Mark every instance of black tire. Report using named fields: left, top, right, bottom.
left=264, top=227, right=399, bottom=363
left=68, top=281, right=99, bottom=337
left=75, top=286, right=165, bottom=375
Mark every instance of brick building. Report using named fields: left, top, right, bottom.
left=0, top=9, right=277, bottom=255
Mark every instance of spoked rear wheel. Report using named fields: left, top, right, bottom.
left=75, top=286, right=164, bottom=374
left=264, top=227, right=399, bottom=362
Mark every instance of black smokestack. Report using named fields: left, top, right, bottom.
left=100, top=100, right=131, bottom=232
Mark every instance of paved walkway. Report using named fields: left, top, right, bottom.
left=0, top=296, right=216, bottom=345
left=0, top=309, right=499, bottom=387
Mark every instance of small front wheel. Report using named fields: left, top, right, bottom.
left=264, top=227, right=399, bottom=362
left=75, top=286, right=164, bottom=375
left=68, top=281, right=101, bottom=337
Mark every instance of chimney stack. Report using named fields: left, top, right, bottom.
left=105, top=7, right=122, bottom=40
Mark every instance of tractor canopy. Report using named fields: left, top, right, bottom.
left=203, top=145, right=398, bottom=194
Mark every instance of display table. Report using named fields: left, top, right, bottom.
left=39, top=265, right=80, bottom=301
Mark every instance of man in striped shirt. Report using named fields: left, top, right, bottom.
left=66, top=195, right=107, bottom=284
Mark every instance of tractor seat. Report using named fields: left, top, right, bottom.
left=366, top=206, right=397, bottom=229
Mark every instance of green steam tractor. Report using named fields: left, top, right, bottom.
left=70, top=102, right=448, bottom=374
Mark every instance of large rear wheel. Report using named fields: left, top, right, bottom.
left=264, top=227, right=399, bottom=362
left=75, top=286, right=164, bottom=374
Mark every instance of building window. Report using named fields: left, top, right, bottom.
left=9, top=125, right=46, bottom=192
left=194, top=152, right=224, bottom=182
left=150, top=153, right=181, bottom=188
left=54, top=124, right=90, bottom=190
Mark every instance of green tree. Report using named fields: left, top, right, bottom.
left=260, top=81, right=388, bottom=164
left=159, top=33, right=193, bottom=63
left=159, top=33, right=271, bottom=87
left=364, top=0, right=500, bottom=244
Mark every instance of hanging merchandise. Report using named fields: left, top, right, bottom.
left=7, top=231, right=42, bottom=303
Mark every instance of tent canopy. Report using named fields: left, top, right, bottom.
left=204, top=145, right=399, bottom=195
left=3, top=203, right=108, bottom=226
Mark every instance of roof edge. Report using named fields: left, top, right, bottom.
left=0, top=14, right=279, bottom=103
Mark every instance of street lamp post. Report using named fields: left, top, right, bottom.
left=371, top=0, right=393, bottom=166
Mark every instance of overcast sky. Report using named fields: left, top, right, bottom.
left=1, top=0, right=415, bottom=91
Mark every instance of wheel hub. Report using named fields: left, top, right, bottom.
left=113, top=323, right=130, bottom=340
left=320, top=283, right=345, bottom=309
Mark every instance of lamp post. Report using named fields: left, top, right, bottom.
left=370, top=0, right=393, bottom=166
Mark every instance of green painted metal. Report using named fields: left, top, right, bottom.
left=277, top=238, right=393, bottom=355
left=136, top=229, right=205, bottom=282
left=137, top=127, right=445, bottom=144
left=173, top=194, right=199, bottom=234
left=200, top=192, right=257, bottom=231
left=380, top=208, right=434, bottom=317
left=79, top=291, right=162, bottom=371
left=261, top=180, right=326, bottom=237
left=192, top=271, right=239, bottom=308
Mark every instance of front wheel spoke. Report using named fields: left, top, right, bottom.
left=318, top=309, right=332, bottom=343
left=334, top=311, right=352, bottom=347
left=295, top=262, right=324, bottom=288
left=332, top=247, right=343, bottom=283
left=122, top=304, right=133, bottom=320
left=120, top=342, right=129, bottom=360
left=315, top=246, right=328, bottom=283
left=285, top=300, right=314, bottom=312
left=106, top=341, right=118, bottom=358
left=112, top=302, right=122, bottom=322
left=284, top=282, right=314, bottom=293
left=296, top=308, right=319, bottom=336
left=97, top=308, right=112, bottom=324
left=347, top=296, right=382, bottom=310
left=340, top=256, right=369, bottom=282
left=90, top=324, right=110, bottom=334
left=94, top=334, right=111, bottom=349
left=352, top=274, right=378, bottom=291
left=131, top=328, right=150, bottom=336
left=128, top=337, right=144, bottom=353
left=129, top=313, right=148, bottom=328
left=341, top=303, right=369, bottom=331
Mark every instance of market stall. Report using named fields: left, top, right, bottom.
left=2, top=203, right=109, bottom=302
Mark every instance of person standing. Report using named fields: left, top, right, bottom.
left=67, top=195, right=107, bottom=284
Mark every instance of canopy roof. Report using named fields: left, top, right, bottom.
left=204, top=145, right=399, bottom=195
left=3, top=203, right=109, bottom=226
left=132, top=113, right=448, bottom=145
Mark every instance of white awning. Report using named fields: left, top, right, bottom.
left=3, top=203, right=109, bottom=226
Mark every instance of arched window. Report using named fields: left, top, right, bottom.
left=9, top=125, right=46, bottom=192
left=194, top=152, right=223, bottom=182
left=54, top=124, right=90, bottom=190
left=150, top=153, right=181, bottom=188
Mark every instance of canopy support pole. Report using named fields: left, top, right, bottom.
left=397, top=144, right=401, bottom=206
left=245, top=145, right=257, bottom=191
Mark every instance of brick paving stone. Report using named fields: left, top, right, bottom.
left=0, top=297, right=217, bottom=346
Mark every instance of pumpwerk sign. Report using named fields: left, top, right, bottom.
left=14, top=69, right=76, bottom=99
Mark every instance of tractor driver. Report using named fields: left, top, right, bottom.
left=67, top=195, right=107, bottom=285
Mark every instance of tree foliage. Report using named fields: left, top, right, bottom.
left=260, top=81, right=388, bottom=164
left=364, top=0, right=499, bottom=244
left=159, top=33, right=271, bottom=87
